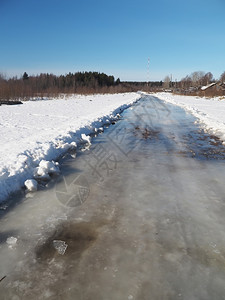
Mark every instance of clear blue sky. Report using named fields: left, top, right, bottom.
left=0, top=0, right=225, bottom=81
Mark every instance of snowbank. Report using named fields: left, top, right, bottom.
left=0, top=93, right=141, bottom=203
left=156, top=92, right=225, bottom=142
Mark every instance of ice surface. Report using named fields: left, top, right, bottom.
left=156, top=92, right=225, bottom=142
left=1, top=95, right=225, bottom=299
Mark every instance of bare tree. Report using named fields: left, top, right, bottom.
left=220, top=71, right=225, bottom=83
left=180, top=75, right=192, bottom=89
left=202, top=72, right=213, bottom=85
left=190, top=71, right=205, bottom=87
left=163, top=75, right=170, bottom=89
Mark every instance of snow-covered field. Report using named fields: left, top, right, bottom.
left=0, top=93, right=141, bottom=203
left=156, top=92, right=225, bottom=142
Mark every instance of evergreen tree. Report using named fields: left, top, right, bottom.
left=23, top=72, right=29, bottom=80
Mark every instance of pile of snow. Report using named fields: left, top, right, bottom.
left=34, top=160, right=60, bottom=179
left=24, top=179, right=38, bottom=192
left=81, top=133, right=91, bottom=144
left=156, top=92, right=225, bottom=142
left=6, top=236, right=17, bottom=249
left=0, top=93, right=141, bottom=203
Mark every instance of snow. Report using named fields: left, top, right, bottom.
left=34, top=160, right=60, bottom=179
left=0, top=93, right=141, bottom=203
left=6, top=236, right=17, bottom=249
left=24, top=179, right=38, bottom=192
left=81, top=133, right=91, bottom=144
left=156, top=92, right=225, bottom=142
left=201, top=82, right=216, bottom=90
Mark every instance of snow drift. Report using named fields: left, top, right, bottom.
left=0, top=93, right=141, bottom=203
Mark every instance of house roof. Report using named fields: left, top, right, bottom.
left=201, top=82, right=217, bottom=90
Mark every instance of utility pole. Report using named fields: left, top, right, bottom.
left=147, top=57, right=150, bottom=90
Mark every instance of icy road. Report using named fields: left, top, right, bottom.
left=1, top=95, right=225, bottom=299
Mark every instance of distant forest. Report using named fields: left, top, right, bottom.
left=1, top=70, right=225, bottom=101
left=0, top=71, right=161, bottom=100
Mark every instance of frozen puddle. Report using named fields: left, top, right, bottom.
left=1, top=95, right=225, bottom=299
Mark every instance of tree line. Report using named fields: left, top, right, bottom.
left=0, top=71, right=126, bottom=100
left=164, top=71, right=225, bottom=90
left=1, top=69, right=225, bottom=101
